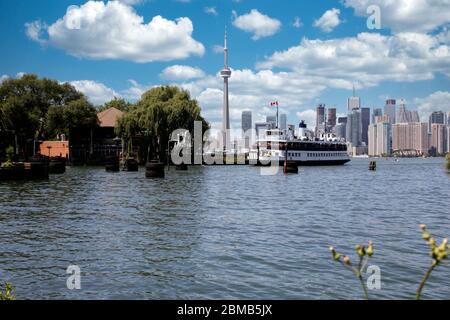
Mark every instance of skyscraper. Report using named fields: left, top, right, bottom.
left=372, top=108, right=383, bottom=124
left=368, top=119, right=391, bottom=157
left=280, top=113, right=287, bottom=131
left=347, top=97, right=360, bottom=112
left=429, top=111, right=445, bottom=132
left=447, top=126, right=450, bottom=153
left=315, top=104, right=326, bottom=137
left=241, top=111, right=252, bottom=133
left=266, top=116, right=277, bottom=128
left=431, top=123, right=446, bottom=155
left=361, top=107, right=371, bottom=146
left=392, top=123, right=429, bottom=154
left=346, top=109, right=362, bottom=147
left=384, top=99, right=396, bottom=125
left=333, top=123, right=346, bottom=141
left=396, top=100, right=420, bottom=124
left=327, top=108, right=337, bottom=127
left=338, top=117, right=347, bottom=124
left=220, top=30, right=232, bottom=150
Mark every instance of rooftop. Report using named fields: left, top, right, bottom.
left=97, top=107, right=124, bottom=128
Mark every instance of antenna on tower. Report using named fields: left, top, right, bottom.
left=224, top=26, right=228, bottom=68
left=352, top=83, right=356, bottom=97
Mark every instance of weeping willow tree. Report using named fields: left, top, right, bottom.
left=116, top=86, right=209, bottom=164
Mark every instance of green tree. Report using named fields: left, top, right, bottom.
left=116, top=86, right=209, bottom=163
left=99, top=97, right=132, bottom=113
left=0, top=74, right=98, bottom=155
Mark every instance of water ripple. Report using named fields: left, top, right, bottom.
left=0, top=158, right=449, bottom=299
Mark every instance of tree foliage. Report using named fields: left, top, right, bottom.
left=99, top=97, right=132, bottom=113
left=116, top=86, right=209, bottom=162
left=0, top=74, right=98, bottom=155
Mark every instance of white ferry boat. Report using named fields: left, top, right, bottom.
left=249, top=126, right=350, bottom=166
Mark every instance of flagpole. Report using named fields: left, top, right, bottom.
left=277, top=103, right=279, bottom=129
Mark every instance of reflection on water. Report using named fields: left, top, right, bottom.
left=0, top=158, right=449, bottom=299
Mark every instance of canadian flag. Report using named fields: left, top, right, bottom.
left=270, top=101, right=279, bottom=107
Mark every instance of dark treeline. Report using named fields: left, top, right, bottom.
left=0, top=74, right=98, bottom=160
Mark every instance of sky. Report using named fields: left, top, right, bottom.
left=1, top=0, right=450, bottom=130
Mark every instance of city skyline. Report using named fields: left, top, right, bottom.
left=1, top=0, right=450, bottom=130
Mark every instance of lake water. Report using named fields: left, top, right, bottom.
left=0, top=158, right=449, bottom=300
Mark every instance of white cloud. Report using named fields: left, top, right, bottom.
left=344, top=0, right=450, bottom=33
left=414, top=91, right=450, bottom=121
left=121, top=79, right=151, bottom=101
left=314, top=8, right=341, bottom=33
left=176, top=69, right=325, bottom=129
left=0, top=75, right=9, bottom=84
left=0, top=73, right=26, bottom=82
left=296, top=109, right=316, bottom=129
left=160, top=65, right=206, bottom=81
left=176, top=29, right=450, bottom=129
left=25, top=1, right=204, bottom=63
left=293, top=17, right=303, bottom=28
left=212, top=45, right=224, bottom=54
left=257, top=32, right=450, bottom=90
left=204, top=7, right=218, bottom=16
left=69, top=80, right=119, bottom=105
left=232, top=9, right=282, bottom=40
left=117, top=0, right=143, bottom=5
left=24, top=20, right=47, bottom=44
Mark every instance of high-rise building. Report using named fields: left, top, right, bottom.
left=241, top=111, right=252, bottom=133
left=384, top=99, right=396, bottom=125
left=429, top=111, right=446, bottom=132
left=315, top=104, right=326, bottom=137
left=431, top=123, right=446, bottom=155
left=327, top=108, right=337, bottom=127
left=410, top=111, right=420, bottom=123
left=338, top=117, right=347, bottom=124
left=266, top=116, right=277, bottom=128
left=368, top=124, right=376, bottom=156
left=346, top=109, right=362, bottom=147
left=392, top=123, right=429, bottom=154
left=333, top=123, right=347, bottom=141
left=220, top=31, right=232, bottom=150
left=361, top=107, right=371, bottom=146
left=396, top=100, right=420, bottom=124
left=368, top=119, right=391, bottom=157
left=347, top=97, right=360, bottom=112
left=447, top=126, right=450, bottom=153
left=372, top=108, right=383, bottom=124
left=280, top=114, right=287, bottom=131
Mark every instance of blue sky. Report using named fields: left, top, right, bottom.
left=1, top=0, right=450, bottom=129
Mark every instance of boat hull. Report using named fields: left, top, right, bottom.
left=254, top=159, right=350, bottom=167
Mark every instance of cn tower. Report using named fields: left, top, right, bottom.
left=220, top=29, right=231, bottom=151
